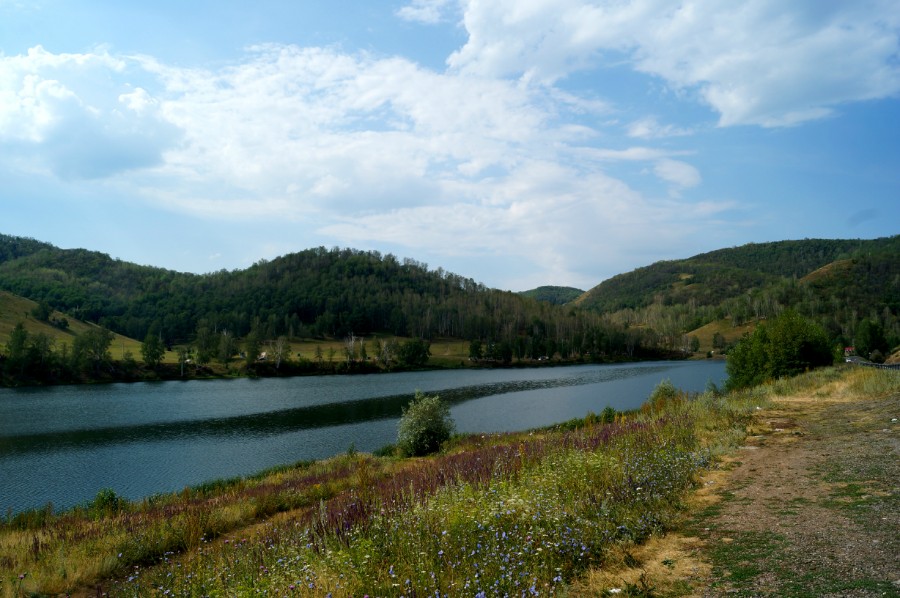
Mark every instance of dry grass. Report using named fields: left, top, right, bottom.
left=569, top=534, right=711, bottom=597
left=0, top=291, right=151, bottom=362
left=688, top=318, right=757, bottom=354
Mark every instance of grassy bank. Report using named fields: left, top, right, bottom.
left=3, top=366, right=893, bottom=596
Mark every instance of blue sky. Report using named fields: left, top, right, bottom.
left=1, top=1, right=898, bottom=291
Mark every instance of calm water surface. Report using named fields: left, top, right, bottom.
left=0, top=360, right=725, bottom=514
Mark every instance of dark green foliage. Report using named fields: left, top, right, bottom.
left=194, top=320, right=217, bottom=365
left=141, top=333, right=166, bottom=368
left=726, top=311, right=833, bottom=390
left=1, top=322, right=73, bottom=385
left=712, top=332, right=726, bottom=350
left=600, top=405, right=617, bottom=423
left=519, top=285, right=584, bottom=305
left=30, top=301, right=52, bottom=321
left=854, top=318, right=888, bottom=361
left=1, top=233, right=895, bottom=388
left=0, top=238, right=626, bottom=364
left=578, top=237, right=898, bottom=313
left=0, top=234, right=54, bottom=264
left=243, top=327, right=261, bottom=367
left=689, top=335, right=700, bottom=353
left=397, top=391, right=455, bottom=457
left=72, top=326, right=114, bottom=373
left=396, top=337, right=431, bottom=368
left=217, top=331, right=236, bottom=366
left=90, top=488, right=127, bottom=516
left=5, top=322, right=27, bottom=363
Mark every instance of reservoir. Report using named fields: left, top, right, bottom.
left=0, top=360, right=725, bottom=515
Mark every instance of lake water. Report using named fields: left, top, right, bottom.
left=0, top=360, right=726, bottom=515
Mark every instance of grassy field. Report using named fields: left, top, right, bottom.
left=0, top=291, right=147, bottom=361
left=688, top=318, right=757, bottom=355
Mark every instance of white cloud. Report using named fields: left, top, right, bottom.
left=627, top=116, right=691, bottom=139
left=396, top=0, right=454, bottom=24
left=0, top=46, right=178, bottom=178
left=653, top=158, right=701, bottom=192
left=582, top=146, right=676, bottom=162
left=0, top=40, right=732, bottom=288
left=449, top=0, right=900, bottom=127
left=118, top=87, right=157, bottom=115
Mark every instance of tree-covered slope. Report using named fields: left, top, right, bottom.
left=519, top=286, right=584, bottom=305
left=0, top=237, right=608, bottom=358
left=575, top=237, right=897, bottom=313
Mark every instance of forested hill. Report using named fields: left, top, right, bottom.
left=1, top=233, right=897, bottom=371
left=519, top=286, right=584, bottom=305
left=574, top=237, right=899, bottom=313
left=0, top=236, right=606, bottom=356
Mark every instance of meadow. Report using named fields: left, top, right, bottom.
left=2, top=366, right=894, bottom=596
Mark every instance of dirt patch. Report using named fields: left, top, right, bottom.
left=575, top=385, right=899, bottom=597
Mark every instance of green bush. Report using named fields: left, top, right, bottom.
left=726, top=310, right=833, bottom=390
left=91, top=488, right=126, bottom=516
left=397, top=391, right=455, bottom=457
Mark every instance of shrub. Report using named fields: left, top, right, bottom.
left=397, top=338, right=431, bottom=368
left=397, top=391, right=455, bottom=457
left=91, top=488, right=126, bottom=516
left=601, top=405, right=617, bottom=423
left=726, top=310, right=833, bottom=390
left=643, top=379, right=683, bottom=413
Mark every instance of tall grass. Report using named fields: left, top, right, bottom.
left=0, top=457, right=363, bottom=596
left=105, top=416, right=705, bottom=597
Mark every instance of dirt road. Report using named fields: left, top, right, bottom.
left=575, top=376, right=899, bottom=597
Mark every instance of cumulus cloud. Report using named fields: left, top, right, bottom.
left=448, top=0, right=900, bottom=127
left=320, top=160, right=726, bottom=289
left=136, top=44, right=559, bottom=217
left=0, top=45, right=179, bottom=179
left=9, top=0, right=892, bottom=287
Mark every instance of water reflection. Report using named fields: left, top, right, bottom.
left=1, top=364, right=672, bottom=456
left=0, top=361, right=725, bottom=513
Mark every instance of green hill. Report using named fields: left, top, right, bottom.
left=574, top=238, right=896, bottom=313
left=1, top=233, right=897, bottom=385
left=1, top=235, right=658, bottom=386
left=519, top=285, right=584, bottom=305
left=577, top=236, right=900, bottom=357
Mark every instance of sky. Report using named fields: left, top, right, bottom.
left=1, top=1, right=898, bottom=292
